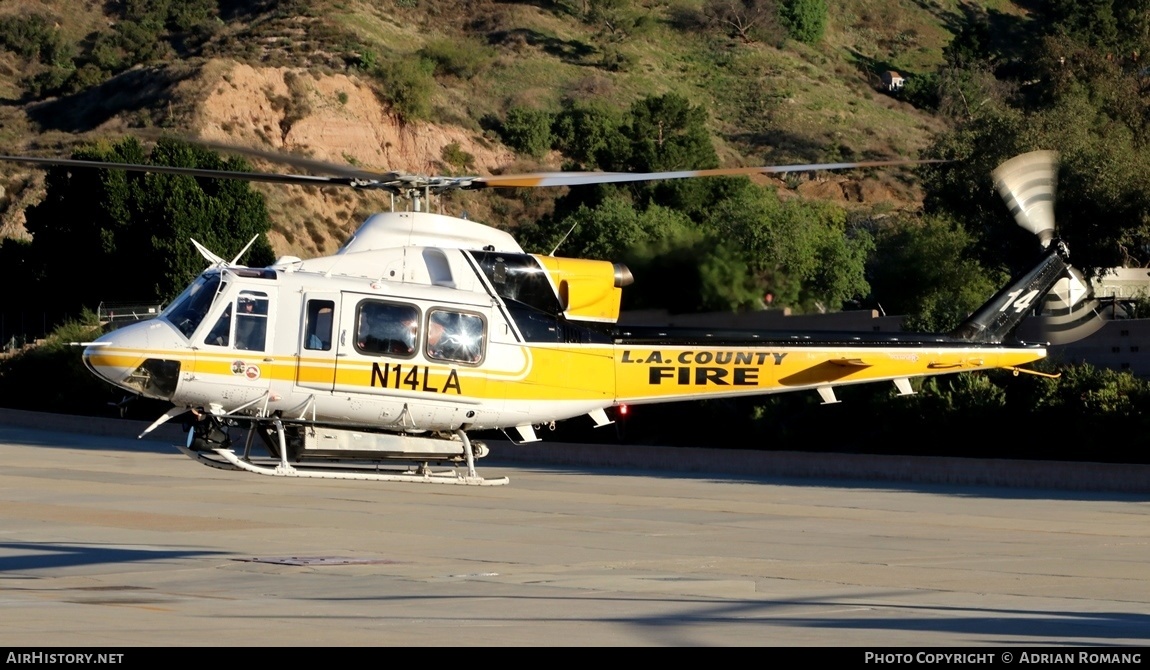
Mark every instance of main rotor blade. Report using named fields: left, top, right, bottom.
left=180, top=138, right=402, bottom=182
left=0, top=150, right=948, bottom=195
left=0, top=154, right=375, bottom=188
left=467, top=158, right=948, bottom=189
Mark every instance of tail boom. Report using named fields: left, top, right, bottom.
left=606, top=242, right=1067, bottom=405
left=611, top=338, right=1045, bottom=405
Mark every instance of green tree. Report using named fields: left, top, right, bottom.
left=1037, top=0, right=1150, bottom=55
left=543, top=196, right=643, bottom=260
left=0, top=313, right=113, bottom=415
left=21, top=137, right=275, bottom=317
left=0, top=13, right=72, bottom=64
left=624, top=93, right=718, bottom=172
left=701, top=181, right=870, bottom=311
left=535, top=194, right=762, bottom=312
left=942, top=9, right=993, bottom=70
left=418, top=37, right=496, bottom=80
left=779, top=0, right=826, bottom=45
left=920, top=107, right=1038, bottom=270
left=585, top=0, right=641, bottom=40
left=617, top=93, right=720, bottom=213
left=501, top=107, right=555, bottom=158
left=551, top=99, right=630, bottom=169
left=624, top=225, right=763, bottom=312
left=922, top=98, right=1150, bottom=275
left=866, top=214, right=1003, bottom=332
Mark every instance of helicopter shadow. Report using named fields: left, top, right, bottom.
left=485, top=28, right=596, bottom=64
left=26, top=65, right=195, bottom=133
left=491, top=459, right=1150, bottom=504
left=303, top=590, right=1150, bottom=645
left=0, top=424, right=179, bottom=455
left=0, top=541, right=225, bottom=572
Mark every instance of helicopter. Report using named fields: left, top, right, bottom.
left=0, top=146, right=1103, bottom=485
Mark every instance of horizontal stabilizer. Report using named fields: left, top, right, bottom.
left=587, top=408, right=613, bottom=428
left=817, top=386, right=840, bottom=405
left=511, top=424, right=541, bottom=443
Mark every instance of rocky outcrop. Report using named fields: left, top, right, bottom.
left=191, top=61, right=514, bottom=175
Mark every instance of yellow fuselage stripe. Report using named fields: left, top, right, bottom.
left=88, top=342, right=1045, bottom=405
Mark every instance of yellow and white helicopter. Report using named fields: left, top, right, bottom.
left=0, top=147, right=1101, bottom=485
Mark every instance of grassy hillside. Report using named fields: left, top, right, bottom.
left=0, top=0, right=1028, bottom=256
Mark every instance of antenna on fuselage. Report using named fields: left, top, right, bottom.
left=229, top=235, right=259, bottom=266
left=190, top=236, right=257, bottom=269
left=191, top=238, right=227, bottom=267
left=548, top=219, right=580, bottom=257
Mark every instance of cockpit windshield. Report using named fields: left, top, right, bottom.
left=161, top=273, right=227, bottom=339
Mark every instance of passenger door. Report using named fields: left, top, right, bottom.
left=294, top=293, right=339, bottom=392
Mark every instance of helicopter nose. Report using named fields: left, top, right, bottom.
left=83, top=319, right=184, bottom=401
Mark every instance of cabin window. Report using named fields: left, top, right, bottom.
left=304, top=300, right=335, bottom=351
left=426, top=309, right=485, bottom=364
left=356, top=301, right=419, bottom=358
left=235, top=291, right=270, bottom=351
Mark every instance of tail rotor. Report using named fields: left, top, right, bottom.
left=992, top=150, right=1106, bottom=344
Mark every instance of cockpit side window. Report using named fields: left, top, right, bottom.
left=204, top=305, right=232, bottom=347
left=163, top=273, right=225, bottom=339
left=426, top=309, right=485, bottom=365
left=468, top=251, right=562, bottom=315
left=235, top=291, right=269, bottom=352
left=355, top=301, right=419, bottom=358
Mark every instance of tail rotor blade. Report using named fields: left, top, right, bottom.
left=992, top=150, right=1059, bottom=247
left=1036, top=267, right=1109, bottom=345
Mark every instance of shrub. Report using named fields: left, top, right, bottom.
left=374, top=56, right=436, bottom=122
left=418, top=38, right=495, bottom=80
left=501, top=107, right=555, bottom=158
left=441, top=142, right=476, bottom=170
left=0, top=14, right=69, bottom=63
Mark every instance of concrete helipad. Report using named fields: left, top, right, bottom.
left=0, top=421, right=1147, bottom=647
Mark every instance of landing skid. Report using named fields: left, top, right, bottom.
left=174, top=444, right=508, bottom=485
left=180, top=415, right=509, bottom=486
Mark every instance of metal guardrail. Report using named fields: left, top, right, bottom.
left=97, top=302, right=164, bottom=324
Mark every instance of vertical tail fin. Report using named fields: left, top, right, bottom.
left=950, top=243, right=1069, bottom=343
